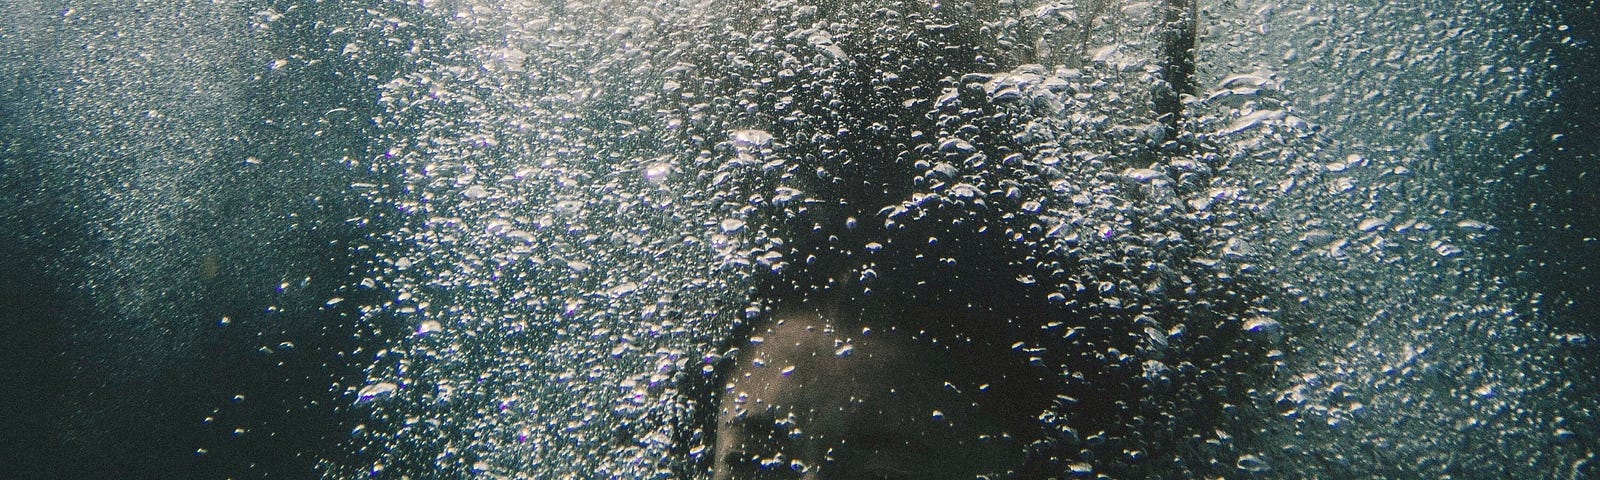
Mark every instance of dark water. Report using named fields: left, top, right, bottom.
left=0, top=1, right=405, bottom=477
left=1, top=0, right=1596, bottom=478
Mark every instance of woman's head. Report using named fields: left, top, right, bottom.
left=688, top=247, right=1067, bottom=478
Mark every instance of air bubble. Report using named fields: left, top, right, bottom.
left=1236, top=454, right=1270, bottom=473
left=357, top=383, right=398, bottom=404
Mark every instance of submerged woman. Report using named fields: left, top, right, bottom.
left=672, top=0, right=1197, bottom=477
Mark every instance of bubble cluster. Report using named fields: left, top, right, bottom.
left=325, top=0, right=1597, bottom=477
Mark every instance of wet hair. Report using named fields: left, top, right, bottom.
left=667, top=0, right=1203, bottom=476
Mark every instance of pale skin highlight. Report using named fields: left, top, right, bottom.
left=711, top=309, right=1024, bottom=479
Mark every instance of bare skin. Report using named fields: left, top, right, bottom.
left=712, top=309, right=1024, bottom=479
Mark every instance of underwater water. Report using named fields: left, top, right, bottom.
left=1, top=0, right=1596, bottom=478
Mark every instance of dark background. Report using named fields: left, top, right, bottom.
left=0, top=1, right=1594, bottom=478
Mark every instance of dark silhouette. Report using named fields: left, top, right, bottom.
left=672, top=0, right=1201, bottom=477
